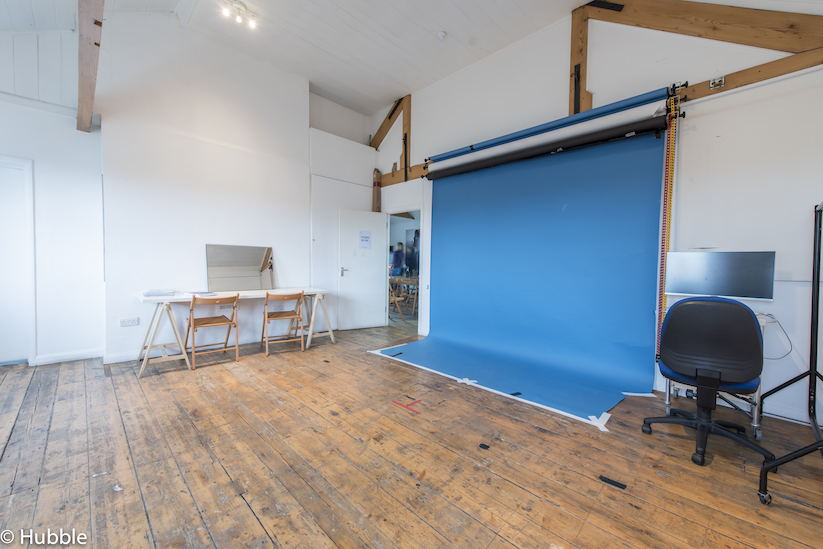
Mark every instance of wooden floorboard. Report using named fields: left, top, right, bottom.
left=0, top=324, right=821, bottom=549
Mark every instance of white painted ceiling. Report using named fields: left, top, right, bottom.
left=0, top=0, right=75, bottom=30
left=2, top=0, right=823, bottom=115
left=179, top=0, right=588, bottom=115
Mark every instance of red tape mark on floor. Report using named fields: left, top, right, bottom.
left=392, top=399, right=422, bottom=414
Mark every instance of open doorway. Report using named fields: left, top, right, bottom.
left=388, top=211, right=420, bottom=327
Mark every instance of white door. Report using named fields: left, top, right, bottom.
left=337, top=210, right=388, bottom=330
left=0, top=164, right=31, bottom=364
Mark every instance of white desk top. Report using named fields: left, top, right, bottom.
left=139, top=287, right=329, bottom=304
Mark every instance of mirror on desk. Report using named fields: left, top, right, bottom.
left=206, top=244, right=274, bottom=292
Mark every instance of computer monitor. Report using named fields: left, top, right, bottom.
left=665, top=251, right=776, bottom=301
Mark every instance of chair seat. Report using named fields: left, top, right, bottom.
left=659, top=362, right=760, bottom=394
left=266, top=311, right=301, bottom=321
left=192, top=315, right=233, bottom=328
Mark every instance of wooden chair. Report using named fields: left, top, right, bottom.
left=261, top=292, right=305, bottom=355
left=389, top=286, right=405, bottom=322
left=184, top=294, right=239, bottom=369
left=406, top=283, right=418, bottom=317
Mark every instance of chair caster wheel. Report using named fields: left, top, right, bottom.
left=642, top=424, right=652, bottom=435
left=759, top=492, right=772, bottom=505
left=754, top=428, right=762, bottom=441
left=692, top=453, right=705, bottom=466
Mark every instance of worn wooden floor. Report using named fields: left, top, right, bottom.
left=0, top=323, right=821, bottom=548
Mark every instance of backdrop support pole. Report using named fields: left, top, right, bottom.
left=760, top=201, right=822, bottom=445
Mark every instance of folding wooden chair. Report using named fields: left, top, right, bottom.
left=261, top=292, right=305, bottom=355
left=184, top=294, right=239, bottom=369
left=389, top=286, right=405, bottom=322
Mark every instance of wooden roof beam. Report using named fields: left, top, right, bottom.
left=680, top=46, right=823, bottom=102
left=587, top=0, right=823, bottom=54
left=370, top=95, right=408, bottom=150
left=77, top=0, right=105, bottom=132
left=570, top=0, right=823, bottom=114
left=570, top=6, right=593, bottom=115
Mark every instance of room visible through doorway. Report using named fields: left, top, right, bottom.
left=389, top=211, right=420, bottom=326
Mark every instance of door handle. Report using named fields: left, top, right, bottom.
left=340, top=267, right=350, bottom=276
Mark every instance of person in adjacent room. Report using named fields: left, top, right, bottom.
left=389, top=242, right=404, bottom=276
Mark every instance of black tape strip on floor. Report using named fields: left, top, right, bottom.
left=599, top=475, right=627, bottom=489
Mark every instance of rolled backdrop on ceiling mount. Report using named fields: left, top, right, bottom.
left=379, top=89, right=671, bottom=428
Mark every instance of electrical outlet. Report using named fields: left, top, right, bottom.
left=120, top=317, right=139, bottom=327
left=219, top=304, right=232, bottom=310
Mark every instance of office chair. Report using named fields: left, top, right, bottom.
left=184, top=293, right=239, bottom=369
left=261, top=292, right=305, bottom=355
left=642, top=296, right=775, bottom=466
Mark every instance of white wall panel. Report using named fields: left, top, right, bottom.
left=0, top=101, right=103, bottom=364
left=12, top=33, right=37, bottom=98
left=0, top=34, right=13, bottom=93
left=37, top=31, right=61, bottom=104
left=309, top=128, right=375, bottom=187
left=381, top=178, right=423, bottom=215
left=309, top=92, right=370, bottom=144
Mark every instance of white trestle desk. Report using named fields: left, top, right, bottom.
left=137, top=288, right=335, bottom=378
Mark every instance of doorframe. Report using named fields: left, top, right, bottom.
left=385, top=201, right=426, bottom=333
left=0, top=155, right=36, bottom=365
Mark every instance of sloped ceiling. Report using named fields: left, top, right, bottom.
left=2, top=0, right=823, bottom=117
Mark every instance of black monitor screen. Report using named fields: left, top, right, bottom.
left=665, top=251, right=776, bottom=300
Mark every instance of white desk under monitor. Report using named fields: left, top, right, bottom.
left=137, top=288, right=334, bottom=378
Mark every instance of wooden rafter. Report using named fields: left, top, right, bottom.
left=681, top=46, right=823, bottom=102
left=380, top=162, right=429, bottom=187
left=569, top=6, right=593, bottom=115
left=569, top=0, right=823, bottom=114
left=370, top=95, right=407, bottom=150
left=77, top=0, right=105, bottom=132
left=370, top=94, right=428, bottom=186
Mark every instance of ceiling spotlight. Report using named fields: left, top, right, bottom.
left=437, top=31, right=447, bottom=41
left=222, top=1, right=256, bottom=29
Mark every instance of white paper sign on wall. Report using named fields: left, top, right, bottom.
left=359, top=230, right=371, bottom=249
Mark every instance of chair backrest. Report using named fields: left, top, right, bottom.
left=265, top=292, right=303, bottom=312
left=191, top=294, right=239, bottom=307
left=659, top=296, right=763, bottom=384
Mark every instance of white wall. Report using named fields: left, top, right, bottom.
left=310, top=127, right=376, bottom=187
left=372, top=14, right=823, bottom=423
left=97, top=13, right=312, bottom=362
left=0, top=101, right=104, bottom=365
left=671, top=68, right=823, bottom=424
left=310, top=92, right=371, bottom=145
left=309, top=128, right=376, bottom=333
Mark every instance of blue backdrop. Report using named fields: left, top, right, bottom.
left=382, top=133, right=665, bottom=421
